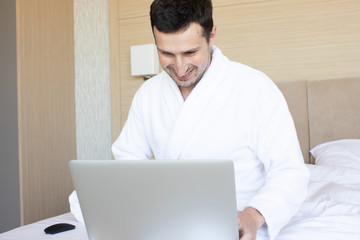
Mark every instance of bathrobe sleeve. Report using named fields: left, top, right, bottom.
left=111, top=87, right=153, bottom=160
left=246, top=79, right=310, bottom=239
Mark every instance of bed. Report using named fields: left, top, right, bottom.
left=275, top=78, right=360, bottom=239
left=1, top=78, right=360, bottom=240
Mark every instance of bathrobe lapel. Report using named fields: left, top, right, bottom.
left=163, top=47, right=230, bottom=159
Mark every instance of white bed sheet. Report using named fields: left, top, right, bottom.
left=1, top=164, right=360, bottom=240
left=0, top=213, right=87, bottom=240
left=277, top=164, right=360, bottom=240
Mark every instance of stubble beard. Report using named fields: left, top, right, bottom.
left=167, top=60, right=209, bottom=90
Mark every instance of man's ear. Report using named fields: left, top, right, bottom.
left=209, top=26, right=217, bottom=46
left=152, top=26, right=158, bottom=45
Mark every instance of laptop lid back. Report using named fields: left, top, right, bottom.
left=69, top=159, right=239, bottom=240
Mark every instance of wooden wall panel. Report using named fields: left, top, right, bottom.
left=16, top=0, right=76, bottom=224
left=109, top=0, right=122, bottom=142
left=118, top=16, right=154, bottom=125
left=214, top=0, right=360, bottom=82
left=117, top=0, right=151, bottom=19
left=110, top=0, right=360, bottom=135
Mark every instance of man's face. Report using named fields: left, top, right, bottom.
left=154, top=23, right=216, bottom=95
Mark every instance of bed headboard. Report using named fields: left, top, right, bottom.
left=276, top=78, right=360, bottom=163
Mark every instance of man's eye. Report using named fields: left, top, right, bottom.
left=162, top=52, right=173, bottom=56
left=185, top=51, right=196, bottom=55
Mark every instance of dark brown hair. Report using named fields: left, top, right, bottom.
left=150, top=0, right=214, bottom=42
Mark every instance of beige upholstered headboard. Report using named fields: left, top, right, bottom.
left=276, top=78, right=360, bottom=164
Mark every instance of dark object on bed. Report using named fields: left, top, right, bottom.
left=44, top=223, right=75, bottom=234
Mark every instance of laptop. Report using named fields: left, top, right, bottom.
left=69, top=159, right=239, bottom=240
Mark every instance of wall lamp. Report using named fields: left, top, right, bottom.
left=130, top=44, right=160, bottom=80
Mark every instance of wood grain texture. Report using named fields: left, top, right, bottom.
left=16, top=0, right=76, bottom=225
left=214, top=0, right=360, bottom=82
left=110, top=0, right=360, bottom=139
left=118, top=16, right=154, bottom=125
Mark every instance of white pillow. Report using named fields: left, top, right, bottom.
left=310, top=139, right=360, bottom=169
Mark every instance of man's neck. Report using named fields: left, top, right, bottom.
left=180, top=85, right=196, bottom=101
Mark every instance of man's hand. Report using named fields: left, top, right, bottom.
left=237, top=207, right=265, bottom=240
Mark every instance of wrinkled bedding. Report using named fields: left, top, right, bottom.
left=1, top=164, right=359, bottom=240
left=278, top=164, right=360, bottom=240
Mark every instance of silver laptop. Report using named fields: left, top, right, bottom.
left=69, top=159, right=239, bottom=240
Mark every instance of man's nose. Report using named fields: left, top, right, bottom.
left=174, top=56, right=187, bottom=76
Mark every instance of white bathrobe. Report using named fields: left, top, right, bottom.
left=112, top=46, right=310, bottom=240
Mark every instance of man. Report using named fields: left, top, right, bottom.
left=112, top=0, right=309, bottom=239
